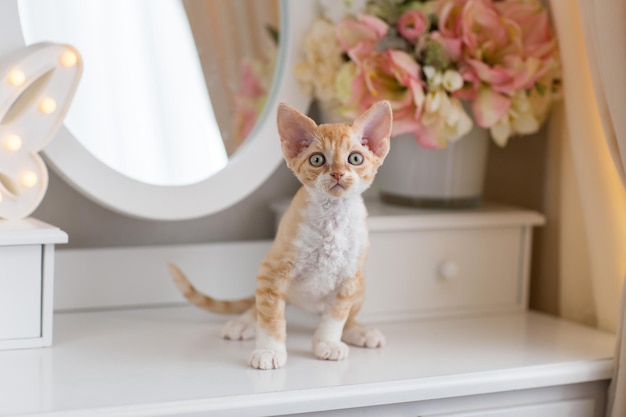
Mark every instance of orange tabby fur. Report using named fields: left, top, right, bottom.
left=169, top=101, right=392, bottom=369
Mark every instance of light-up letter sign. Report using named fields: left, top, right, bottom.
left=0, top=43, right=82, bottom=220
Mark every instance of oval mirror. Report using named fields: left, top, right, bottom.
left=10, top=0, right=312, bottom=220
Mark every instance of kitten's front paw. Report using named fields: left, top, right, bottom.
left=221, top=320, right=256, bottom=340
left=313, top=340, right=349, bottom=361
left=342, top=326, right=386, bottom=348
left=249, top=349, right=287, bottom=370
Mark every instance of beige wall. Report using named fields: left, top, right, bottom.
left=34, top=161, right=300, bottom=249
left=484, top=124, right=556, bottom=316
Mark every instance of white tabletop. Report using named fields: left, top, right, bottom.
left=0, top=307, right=614, bottom=417
left=0, top=218, right=67, bottom=246
left=271, top=199, right=546, bottom=232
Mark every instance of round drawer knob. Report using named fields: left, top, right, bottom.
left=438, top=260, right=459, bottom=280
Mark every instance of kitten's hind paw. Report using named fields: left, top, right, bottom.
left=342, top=326, right=386, bottom=348
left=313, top=340, right=349, bottom=361
left=221, top=320, right=256, bottom=340
left=249, top=349, right=287, bottom=370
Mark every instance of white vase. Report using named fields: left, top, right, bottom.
left=376, top=124, right=489, bottom=208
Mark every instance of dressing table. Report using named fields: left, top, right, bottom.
left=0, top=306, right=614, bottom=417
left=0, top=201, right=614, bottom=417
left=0, top=1, right=615, bottom=416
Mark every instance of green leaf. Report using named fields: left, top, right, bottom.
left=534, top=83, right=547, bottom=97
left=265, top=24, right=279, bottom=45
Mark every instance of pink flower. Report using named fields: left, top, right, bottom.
left=436, top=0, right=466, bottom=39
left=296, top=0, right=561, bottom=148
left=397, top=10, right=428, bottom=43
left=336, top=15, right=426, bottom=136
left=237, top=60, right=266, bottom=100
left=429, top=31, right=463, bottom=62
left=496, top=0, right=559, bottom=86
left=496, top=0, right=557, bottom=60
left=471, top=86, right=511, bottom=129
left=460, top=0, right=510, bottom=61
left=232, top=50, right=276, bottom=143
left=336, top=14, right=388, bottom=52
left=434, top=0, right=558, bottom=128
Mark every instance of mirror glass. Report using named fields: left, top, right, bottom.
left=18, top=0, right=280, bottom=186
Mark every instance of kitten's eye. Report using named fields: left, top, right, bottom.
left=309, top=153, right=326, bottom=167
left=348, top=152, right=364, bottom=165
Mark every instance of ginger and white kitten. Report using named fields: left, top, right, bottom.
left=169, top=100, right=392, bottom=369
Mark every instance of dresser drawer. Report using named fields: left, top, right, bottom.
left=0, top=219, right=67, bottom=350
left=427, top=398, right=595, bottom=417
left=288, top=383, right=605, bottom=417
left=0, top=245, right=42, bottom=340
left=362, top=226, right=526, bottom=321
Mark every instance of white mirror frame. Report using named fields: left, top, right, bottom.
left=7, top=0, right=313, bottom=220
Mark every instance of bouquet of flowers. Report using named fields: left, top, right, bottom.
left=295, top=0, right=561, bottom=149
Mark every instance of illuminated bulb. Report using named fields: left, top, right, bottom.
left=3, top=134, right=22, bottom=152
left=20, top=171, right=38, bottom=188
left=7, top=69, right=25, bottom=86
left=60, top=50, right=78, bottom=67
left=38, top=97, right=57, bottom=114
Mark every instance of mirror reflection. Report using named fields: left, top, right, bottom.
left=18, top=0, right=279, bottom=186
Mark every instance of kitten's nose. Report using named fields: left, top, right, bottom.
left=331, top=172, right=344, bottom=180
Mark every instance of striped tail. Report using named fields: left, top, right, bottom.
left=168, top=263, right=255, bottom=315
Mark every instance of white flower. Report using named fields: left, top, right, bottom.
left=421, top=65, right=473, bottom=144
left=528, top=71, right=559, bottom=125
left=425, top=89, right=445, bottom=114
left=444, top=98, right=472, bottom=141
left=319, top=0, right=367, bottom=23
left=423, top=66, right=437, bottom=82
left=442, top=69, right=463, bottom=92
left=424, top=67, right=463, bottom=93
left=490, top=118, right=512, bottom=147
left=423, top=66, right=443, bottom=89
left=294, top=18, right=344, bottom=102
left=490, top=91, right=540, bottom=147
left=335, top=62, right=358, bottom=104
left=423, top=90, right=473, bottom=145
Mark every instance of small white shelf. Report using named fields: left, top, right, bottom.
left=270, top=198, right=546, bottom=232
left=363, top=199, right=546, bottom=231
left=0, top=218, right=67, bottom=350
left=0, top=218, right=67, bottom=246
left=0, top=307, right=614, bottom=417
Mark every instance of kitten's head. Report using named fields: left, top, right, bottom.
left=277, top=101, right=392, bottom=198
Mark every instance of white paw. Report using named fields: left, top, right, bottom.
left=221, top=320, right=256, bottom=340
left=313, top=340, right=349, bottom=361
left=249, top=349, right=287, bottom=370
left=342, top=326, right=386, bottom=348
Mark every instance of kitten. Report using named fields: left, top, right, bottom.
left=169, top=100, right=392, bottom=369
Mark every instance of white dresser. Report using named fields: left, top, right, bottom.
left=0, top=202, right=614, bottom=417
left=0, top=219, right=67, bottom=350
left=273, top=199, right=544, bottom=322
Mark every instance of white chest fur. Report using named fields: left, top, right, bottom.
left=288, top=195, right=368, bottom=313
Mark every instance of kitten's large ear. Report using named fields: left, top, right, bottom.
left=277, top=103, right=318, bottom=158
left=353, top=101, right=392, bottom=159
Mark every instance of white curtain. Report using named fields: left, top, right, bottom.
left=548, top=1, right=626, bottom=416
left=574, top=1, right=626, bottom=414
left=18, top=0, right=228, bottom=186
